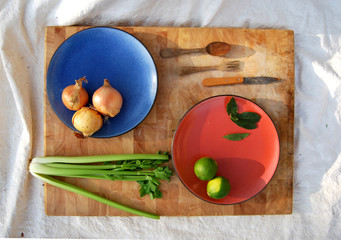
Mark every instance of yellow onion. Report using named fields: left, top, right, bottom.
left=72, top=107, right=103, bottom=137
left=62, top=76, right=89, bottom=111
left=92, top=79, right=123, bottom=118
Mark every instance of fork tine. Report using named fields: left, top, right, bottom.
left=219, top=61, right=241, bottom=71
left=176, top=60, right=243, bottom=75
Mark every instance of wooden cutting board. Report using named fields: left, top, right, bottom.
left=44, top=26, right=294, bottom=216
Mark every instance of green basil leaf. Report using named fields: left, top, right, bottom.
left=231, top=118, right=258, bottom=130
left=237, top=112, right=261, bottom=123
left=226, top=97, right=238, bottom=116
left=226, top=97, right=261, bottom=130
left=235, top=121, right=257, bottom=130
left=230, top=114, right=239, bottom=122
left=223, top=133, right=250, bottom=141
left=236, top=122, right=258, bottom=130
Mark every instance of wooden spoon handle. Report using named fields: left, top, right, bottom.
left=160, top=48, right=205, bottom=58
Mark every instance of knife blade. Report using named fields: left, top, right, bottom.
left=202, top=77, right=281, bottom=87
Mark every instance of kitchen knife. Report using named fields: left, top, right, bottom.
left=202, top=76, right=281, bottom=87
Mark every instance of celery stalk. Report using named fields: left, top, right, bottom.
left=30, top=172, right=160, bottom=219
left=44, top=163, right=120, bottom=170
left=29, top=152, right=172, bottom=218
left=69, top=175, right=151, bottom=181
left=32, top=153, right=169, bottom=164
left=29, top=162, right=157, bottom=177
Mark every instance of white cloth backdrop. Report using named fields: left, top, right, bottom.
left=1, top=0, right=341, bottom=238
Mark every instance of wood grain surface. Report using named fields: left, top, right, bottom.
left=44, top=26, right=294, bottom=216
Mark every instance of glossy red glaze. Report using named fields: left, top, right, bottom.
left=172, top=95, right=280, bottom=204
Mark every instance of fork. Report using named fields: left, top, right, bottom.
left=176, top=61, right=242, bottom=76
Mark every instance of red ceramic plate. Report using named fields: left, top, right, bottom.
left=172, top=95, right=280, bottom=204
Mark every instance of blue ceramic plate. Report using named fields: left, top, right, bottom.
left=47, top=27, right=157, bottom=138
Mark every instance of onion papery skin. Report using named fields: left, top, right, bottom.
left=72, top=107, right=103, bottom=137
left=92, top=79, right=123, bottom=118
left=62, top=77, right=89, bottom=111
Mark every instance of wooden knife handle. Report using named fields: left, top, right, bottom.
left=202, top=77, right=244, bottom=86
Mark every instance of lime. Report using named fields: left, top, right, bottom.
left=207, top=176, right=231, bottom=199
left=194, top=157, right=218, bottom=181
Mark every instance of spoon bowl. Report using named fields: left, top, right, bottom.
left=205, top=42, right=231, bottom=56
left=160, top=41, right=231, bottom=58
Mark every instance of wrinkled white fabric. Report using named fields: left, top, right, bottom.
left=1, top=0, right=341, bottom=238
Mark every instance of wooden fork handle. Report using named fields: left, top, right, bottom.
left=202, top=77, right=245, bottom=86
left=177, top=66, right=215, bottom=75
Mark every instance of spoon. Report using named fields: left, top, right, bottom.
left=160, top=42, right=231, bottom=58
